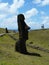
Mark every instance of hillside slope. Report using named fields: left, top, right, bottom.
left=0, top=28, right=5, bottom=33
left=28, top=29, right=49, bottom=49
left=0, top=29, right=49, bottom=65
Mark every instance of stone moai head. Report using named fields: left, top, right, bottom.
left=17, top=14, right=25, bottom=22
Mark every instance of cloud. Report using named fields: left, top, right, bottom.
left=0, top=3, right=9, bottom=14
left=0, top=14, right=7, bottom=19
left=27, top=15, right=49, bottom=29
left=42, top=16, right=49, bottom=24
left=0, top=16, right=18, bottom=29
left=41, top=15, right=49, bottom=28
left=40, top=11, right=45, bottom=15
left=0, top=0, right=25, bottom=29
left=32, top=0, right=49, bottom=6
left=24, top=8, right=38, bottom=19
left=26, top=21, right=41, bottom=29
left=24, top=8, right=49, bottom=29
left=41, top=0, right=49, bottom=6
left=0, top=0, right=49, bottom=30
left=0, top=0, right=25, bottom=14
left=10, top=0, right=25, bottom=14
left=33, top=0, right=41, bottom=4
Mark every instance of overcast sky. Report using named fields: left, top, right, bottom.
left=0, top=0, right=49, bottom=30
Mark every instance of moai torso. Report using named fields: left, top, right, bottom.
left=17, top=14, right=30, bottom=40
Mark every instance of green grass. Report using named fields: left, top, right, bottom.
left=0, top=29, right=49, bottom=65
left=28, top=29, right=49, bottom=48
left=0, top=28, right=5, bottom=33
left=0, top=28, right=15, bottom=33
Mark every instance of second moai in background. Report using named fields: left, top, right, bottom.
left=5, top=28, right=8, bottom=33
left=41, top=24, right=44, bottom=29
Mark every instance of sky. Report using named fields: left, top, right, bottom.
left=0, top=0, right=49, bottom=30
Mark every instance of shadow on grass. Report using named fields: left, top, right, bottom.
left=24, top=52, right=41, bottom=57
left=16, top=51, right=42, bottom=57
left=15, top=41, right=41, bottom=57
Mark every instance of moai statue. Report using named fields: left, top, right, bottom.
left=15, top=14, right=30, bottom=54
left=6, top=28, right=8, bottom=33
left=41, top=24, right=44, bottom=29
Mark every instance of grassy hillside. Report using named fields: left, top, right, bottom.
left=0, top=28, right=5, bottom=33
left=28, top=29, right=49, bottom=49
left=0, top=28, right=16, bottom=33
left=0, top=29, right=49, bottom=65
